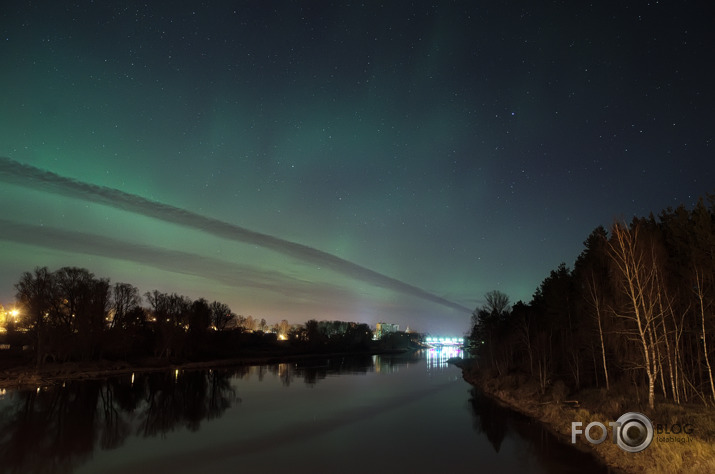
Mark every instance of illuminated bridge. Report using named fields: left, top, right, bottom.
left=424, top=336, right=465, bottom=347
left=424, top=337, right=465, bottom=369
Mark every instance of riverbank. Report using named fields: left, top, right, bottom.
left=455, top=359, right=715, bottom=474
left=0, top=348, right=411, bottom=390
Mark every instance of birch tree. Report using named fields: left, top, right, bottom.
left=607, top=221, right=662, bottom=409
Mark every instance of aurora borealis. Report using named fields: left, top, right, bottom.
left=1, top=1, right=713, bottom=333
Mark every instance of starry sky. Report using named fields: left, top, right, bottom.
left=0, top=1, right=713, bottom=334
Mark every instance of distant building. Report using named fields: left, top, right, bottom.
left=375, top=322, right=399, bottom=339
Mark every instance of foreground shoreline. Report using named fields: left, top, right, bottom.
left=0, top=349, right=409, bottom=390
left=453, top=359, right=715, bottom=474
left=456, top=365, right=620, bottom=474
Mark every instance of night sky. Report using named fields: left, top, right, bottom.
left=1, top=1, right=713, bottom=334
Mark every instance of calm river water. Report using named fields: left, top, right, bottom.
left=0, top=349, right=609, bottom=473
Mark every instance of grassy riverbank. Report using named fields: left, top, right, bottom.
left=458, top=360, right=715, bottom=474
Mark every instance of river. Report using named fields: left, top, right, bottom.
left=0, top=348, right=609, bottom=473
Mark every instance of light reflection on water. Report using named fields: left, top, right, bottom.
left=0, top=351, right=607, bottom=474
left=425, top=345, right=463, bottom=369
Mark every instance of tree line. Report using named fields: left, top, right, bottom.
left=469, top=195, right=715, bottom=409
left=5, top=267, right=373, bottom=365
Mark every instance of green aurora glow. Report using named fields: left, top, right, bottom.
left=1, top=2, right=713, bottom=333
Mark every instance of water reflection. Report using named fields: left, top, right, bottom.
left=0, top=356, right=391, bottom=473
left=468, top=388, right=609, bottom=473
left=0, top=369, right=238, bottom=474
left=468, top=388, right=511, bottom=453
left=0, top=353, right=608, bottom=474
left=290, top=354, right=375, bottom=385
left=425, top=346, right=463, bottom=369
left=373, top=350, right=423, bottom=374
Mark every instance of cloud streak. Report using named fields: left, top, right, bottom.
left=0, top=219, right=372, bottom=308
left=0, top=157, right=471, bottom=313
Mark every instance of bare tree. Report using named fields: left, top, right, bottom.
left=14, top=267, right=55, bottom=366
left=111, top=282, right=141, bottom=329
left=694, top=267, right=715, bottom=403
left=484, top=290, right=511, bottom=316
left=586, top=271, right=610, bottom=391
left=209, top=301, right=233, bottom=330
left=607, top=221, right=662, bottom=409
left=242, top=315, right=257, bottom=332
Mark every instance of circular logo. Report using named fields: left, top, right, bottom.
left=615, top=412, right=653, bottom=453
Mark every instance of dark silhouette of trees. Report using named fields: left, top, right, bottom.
left=14, top=266, right=55, bottom=366
left=110, top=282, right=142, bottom=330
left=187, top=298, right=211, bottom=357
left=53, top=267, right=110, bottom=360
left=8, top=266, right=385, bottom=364
left=468, top=193, right=715, bottom=409
left=485, top=290, right=511, bottom=316
left=291, top=319, right=374, bottom=351
left=144, top=290, right=191, bottom=358
left=208, top=301, right=233, bottom=330
left=345, top=322, right=373, bottom=349
left=573, top=226, right=613, bottom=391
left=469, top=290, right=512, bottom=376
left=14, top=266, right=110, bottom=363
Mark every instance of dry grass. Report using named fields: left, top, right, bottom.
left=566, top=406, right=715, bottom=473
left=463, top=368, right=715, bottom=474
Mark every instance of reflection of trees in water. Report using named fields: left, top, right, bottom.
left=374, top=351, right=423, bottom=373
left=0, top=370, right=238, bottom=474
left=0, top=354, right=410, bottom=474
left=468, top=388, right=608, bottom=473
left=98, top=379, right=132, bottom=451
left=139, top=370, right=238, bottom=436
left=277, top=363, right=293, bottom=387
left=0, top=381, right=100, bottom=474
left=293, top=354, right=375, bottom=386
left=468, top=388, right=509, bottom=452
